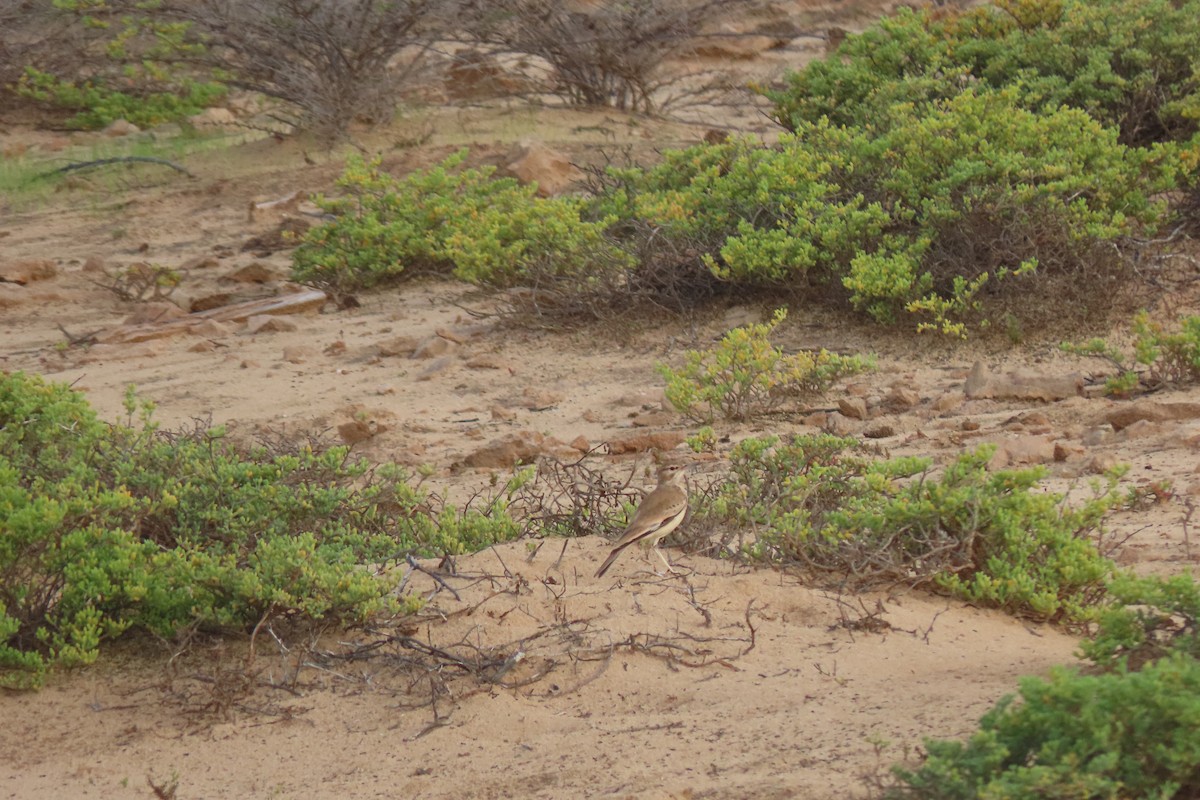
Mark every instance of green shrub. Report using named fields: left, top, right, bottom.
left=765, top=0, right=1200, bottom=149
left=658, top=309, right=872, bottom=422
left=703, top=435, right=1120, bottom=621
left=1081, top=573, right=1200, bottom=671
left=0, top=373, right=522, bottom=689
left=1063, top=310, right=1200, bottom=395
left=15, top=1, right=225, bottom=129
left=292, top=152, right=629, bottom=305
left=600, top=87, right=1174, bottom=335
left=885, top=655, right=1200, bottom=799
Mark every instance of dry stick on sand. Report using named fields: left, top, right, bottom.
left=41, top=156, right=196, bottom=179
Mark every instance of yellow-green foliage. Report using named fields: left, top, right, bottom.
left=596, top=86, right=1176, bottom=335
left=703, top=434, right=1121, bottom=622
left=0, top=373, right=522, bottom=689
left=292, top=151, right=629, bottom=304
left=1063, top=310, right=1200, bottom=395
left=658, top=309, right=873, bottom=422
left=765, top=0, right=1200, bottom=149
left=886, top=655, right=1200, bottom=799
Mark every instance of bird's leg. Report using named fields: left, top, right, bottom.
left=653, top=546, right=679, bottom=576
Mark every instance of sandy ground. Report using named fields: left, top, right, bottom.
left=3, top=2, right=1200, bottom=797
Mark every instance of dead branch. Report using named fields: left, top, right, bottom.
left=43, top=156, right=196, bottom=179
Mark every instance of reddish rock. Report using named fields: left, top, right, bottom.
left=377, top=335, right=419, bottom=357
left=631, top=410, right=676, bottom=428
left=838, top=396, right=868, bottom=420
left=462, top=430, right=556, bottom=468
left=504, top=141, right=584, bottom=197
left=884, top=386, right=921, bottom=411
left=862, top=422, right=898, bottom=439
left=223, top=262, right=277, bottom=284
left=188, top=292, right=236, bottom=312
left=570, top=435, right=590, bottom=452
left=0, top=259, right=57, bottom=284
left=338, top=420, right=377, bottom=444
left=933, top=391, right=964, bottom=414
left=0, top=283, right=27, bottom=308
left=988, top=435, right=1056, bottom=469
left=412, top=335, right=457, bottom=360
left=965, top=361, right=1083, bottom=402
left=606, top=431, right=688, bottom=455
left=823, top=411, right=856, bottom=436
left=122, top=301, right=186, bottom=325
left=1054, top=442, right=1086, bottom=462
left=282, top=345, right=314, bottom=363
left=246, top=314, right=298, bottom=334
left=1105, top=400, right=1200, bottom=431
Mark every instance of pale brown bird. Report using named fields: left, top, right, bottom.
left=595, top=463, right=689, bottom=578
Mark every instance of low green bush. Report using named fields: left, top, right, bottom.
left=15, top=1, right=226, bottom=129
left=598, top=87, right=1174, bottom=335
left=1081, top=573, right=1200, bottom=671
left=1063, top=310, right=1200, bottom=395
left=764, top=0, right=1200, bottom=149
left=885, top=654, right=1200, bottom=799
left=292, top=152, right=629, bottom=305
left=0, top=373, right=522, bottom=689
left=658, top=309, right=872, bottom=422
left=703, top=435, right=1121, bottom=621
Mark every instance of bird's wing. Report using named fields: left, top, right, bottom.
left=609, top=486, right=688, bottom=549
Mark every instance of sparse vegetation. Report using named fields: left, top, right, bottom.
left=701, top=435, right=1123, bottom=622
left=883, top=655, right=1200, bottom=800
left=292, top=151, right=629, bottom=306
left=1064, top=310, right=1200, bottom=396
left=658, top=309, right=872, bottom=422
left=0, top=373, right=524, bottom=689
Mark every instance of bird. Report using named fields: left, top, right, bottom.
left=595, top=463, right=689, bottom=578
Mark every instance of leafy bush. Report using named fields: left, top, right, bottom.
left=764, top=0, right=1200, bottom=149
left=703, top=435, right=1121, bottom=621
left=658, top=308, right=872, bottom=422
left=0, top=372, right=522, bottom=689
left=885, top=655, right=1200, bottom=799
left=292, top=151, right=629, bottom=306
left=13, top=0, right=225, bottom=129
left=1081, top=573, right=1200, bottom=671
left=1063, top=310, right=1200, bottom=395
left=599, top=87, right=1175, bottom=335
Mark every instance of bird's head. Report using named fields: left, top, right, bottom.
left=656, top=463, right=688, bottom=485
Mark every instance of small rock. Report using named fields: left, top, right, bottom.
left=179, top=255, right=220, bottom=271
left=570, top=435, right=590, bottom=452
left=223, top=262, right=277, bottom=284
left=933, top=391, right=964, bottom=414
left=862, top=422, right=898, bottom=439
left=416, top=356, right=454, bottom=381
left=838, top=397, right=869, bottom=420
left=465, top=354, right=510, bottom=370
left=614, top=390, right=666, bottom=409
left=82, top=256, right=107, bottom=274
left=103, top=119, right=140, bottom=137
left=338, top=420, right=376, bottom=444
left=1086, top=453, right=1120, bottom=474
left=246, top=314, right=298, bottom=334
left=961, top=419, right=981, bottom=432
left=503, top=141, right=584, bottom=197
left=377, top=335, right=419, bottom=357
left=187, top=319, right=233, bottom=338
left=121, top=301, right=186, bottom=325
left=1116, top=419, right=1165, bottom=441
left=188, top=292, right=235, bottom=313
left=240, top=359, right=260, bottom=369
left=519, top=387, right=564, bottom=410
left=462, top=430, right=555, bottom=468
left=188, top=341, right=216, bottom=353
left=823, top=411, right=856, bottom=436
left=490, top=404, right=516, bottom=421
left=884, top=386, right=920, bottom=410
left=1082, top=425, right=1114, bottom=446
left=324, top=340, right=347, bottom=356
left=606, top=431, right=688, bottom=455
left=631, top=410, right=676, bottom=428
left=0, top=281, right=24, bottom=307
left=1105, top=400, right=1200, bottom=432
left=988, top=435, right=1056, bottom=469
left=965, top=361, right=1083, bottom=402
left=412, top=335, right=457, bottom=360
left=282, top=345, right=314, bottom=364
left=1054, top=442, right=1085, bottom=462
left=0, top=259, right=57, bottom=284
left=802, top=411, right=828, bottom=428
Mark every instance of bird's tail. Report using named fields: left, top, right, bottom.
left=594, top=544, right=627, bottom=578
